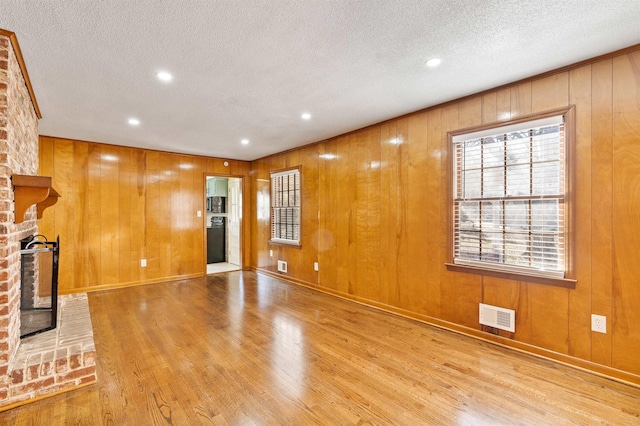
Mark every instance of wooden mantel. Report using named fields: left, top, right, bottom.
left=12, top=175, right=60, bottom=224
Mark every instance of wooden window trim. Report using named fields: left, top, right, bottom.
left=446, top=106, right=576, bottom=288
left=269, top=166, right=302, bottom=247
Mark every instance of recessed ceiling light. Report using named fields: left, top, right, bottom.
left=241, top=139, right=250, bottom=145
left=425, top=58, right=442, bottom=67
left=128, top=118, right=140, bottom=126
left=301, top=112, right=312, bottom=120
left=156, top=71, right=173, bottom=82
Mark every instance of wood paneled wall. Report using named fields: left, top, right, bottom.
left=38, top=137, right=251, bottom=294
left=250, top=48, right=640, bottom=383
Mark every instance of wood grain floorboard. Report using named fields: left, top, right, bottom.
left=1, top=271, right=639, bottom=425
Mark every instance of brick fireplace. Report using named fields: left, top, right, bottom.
left=0, top=30, right=96, bottom=409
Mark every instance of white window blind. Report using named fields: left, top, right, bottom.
left=271, top=168, right=300, bottom=244
left=452, top=115, right=566, bottom=278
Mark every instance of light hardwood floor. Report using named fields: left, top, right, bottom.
left=1, top=271, right=639, bottom=425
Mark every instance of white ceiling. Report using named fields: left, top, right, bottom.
left=1, top=1, right=639, bottom=161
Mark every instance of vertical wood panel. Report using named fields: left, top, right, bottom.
left=396, top=118, right=409, bottom=309
left=300, top=145, right=319, bottom=284
left=348, top=135, right=359, bottom=295
left=378, top=123, right=391, bottom=305
left=317, top=141, right=333, bottom=288
left=53, top=139, right=75, bottom=290
left=117, top=146, right=133, bottom=284
left=481, top=92, right=497, bottom=124
left=496, top=88, right=511, bottom=121
left=532, top=73, right=569, bottom=112
left=135, top=149, right=147, bottom=282
left=168, top=155, right=181, bottom=276
left=407, top=111, right=429, bottom=314
left=510, top=82, right=532, bottom=118
left=355, top=131, right=368, bottom=298
left=383, top=121, right=399, bottom=305
left=425, top=109, right=442, bottom=318
left=178, top=155, right=193, bottom=276
left=100, top=145, right=120, bottom=285
left=335, top=135, right=350, bottom=294
left=73, top=142, right=90, bottom=290
left=611, top=51, right=640, bottom=375
left=145, top=151, right=161, bottom=280
left=458, top=97, right=482, bottom=128
left=568, top=64, right=592, bottom=360
left=365, top=127, right=381, bottom=302
left=590, top=59, right=614, bottom=366
left=87, top=144, right=102, bottom=287
left=530, top=284, right=569, bottom=353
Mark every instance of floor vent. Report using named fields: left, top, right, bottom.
left=277, top=260, right=287, bottom=273
left=479, top=303, right=515, bottom=332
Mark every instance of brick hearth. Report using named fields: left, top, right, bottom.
left=8, top=294, right=96, bottom=403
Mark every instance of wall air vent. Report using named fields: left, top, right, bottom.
left=277, top=260, right=288, bottom=273
left=479, top=303, right=515, bottom=333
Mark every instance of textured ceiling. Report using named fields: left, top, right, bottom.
left=1, top=1, right=639, bottom=161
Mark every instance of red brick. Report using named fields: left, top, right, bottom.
left=26, top=364, right=39, bottom=381
left=69, top=354, right=81, bottom=369
left=35, top=381, right=74, bottom=397
left=55, top=358, right=67, bottom=373
left=40, top=361, right=52, bottom=376
left=79, top=374, right=97, bottom=385
left=10, top=369, right=23, bottom=384
left=83, top=351, right=96, bottom=366
left=13, top=377, right=55, bottom=394
left=56, top=366, right=96, bottom=383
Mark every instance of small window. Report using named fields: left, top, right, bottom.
left=449, top=108, right=574, bottom=281
left=270, top=167, right=301, bottom=245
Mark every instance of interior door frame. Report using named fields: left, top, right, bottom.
left=203, top=173, right=245, bottom=273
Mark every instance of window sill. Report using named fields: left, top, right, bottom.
left=269, top=239, right=302, bottom=248
left=445, top=263, right=576, bottom=289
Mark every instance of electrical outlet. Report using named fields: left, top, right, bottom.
left=141, top=259, right=147, bottom=267
left=591, top=314, right=606, bottom=333
left=314, top=262, right=318, bottom=271
left=270, top=250, right=273, bottom=257
left=197, top=210, right=202, bottom=217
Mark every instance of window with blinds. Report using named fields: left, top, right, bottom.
left=452, top=114, right=567, bottom=278
left=270, top=168, right=301, bottom=245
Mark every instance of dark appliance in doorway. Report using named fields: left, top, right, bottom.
left=207, top=216, right=226, bottom=263
left=206, top=196, right=226, bottom=213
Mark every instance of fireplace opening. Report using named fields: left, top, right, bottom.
left=20, top=234, right=60, bottom=338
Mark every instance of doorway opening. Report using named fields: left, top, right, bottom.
left=205, top=176, right=242, bottom=274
